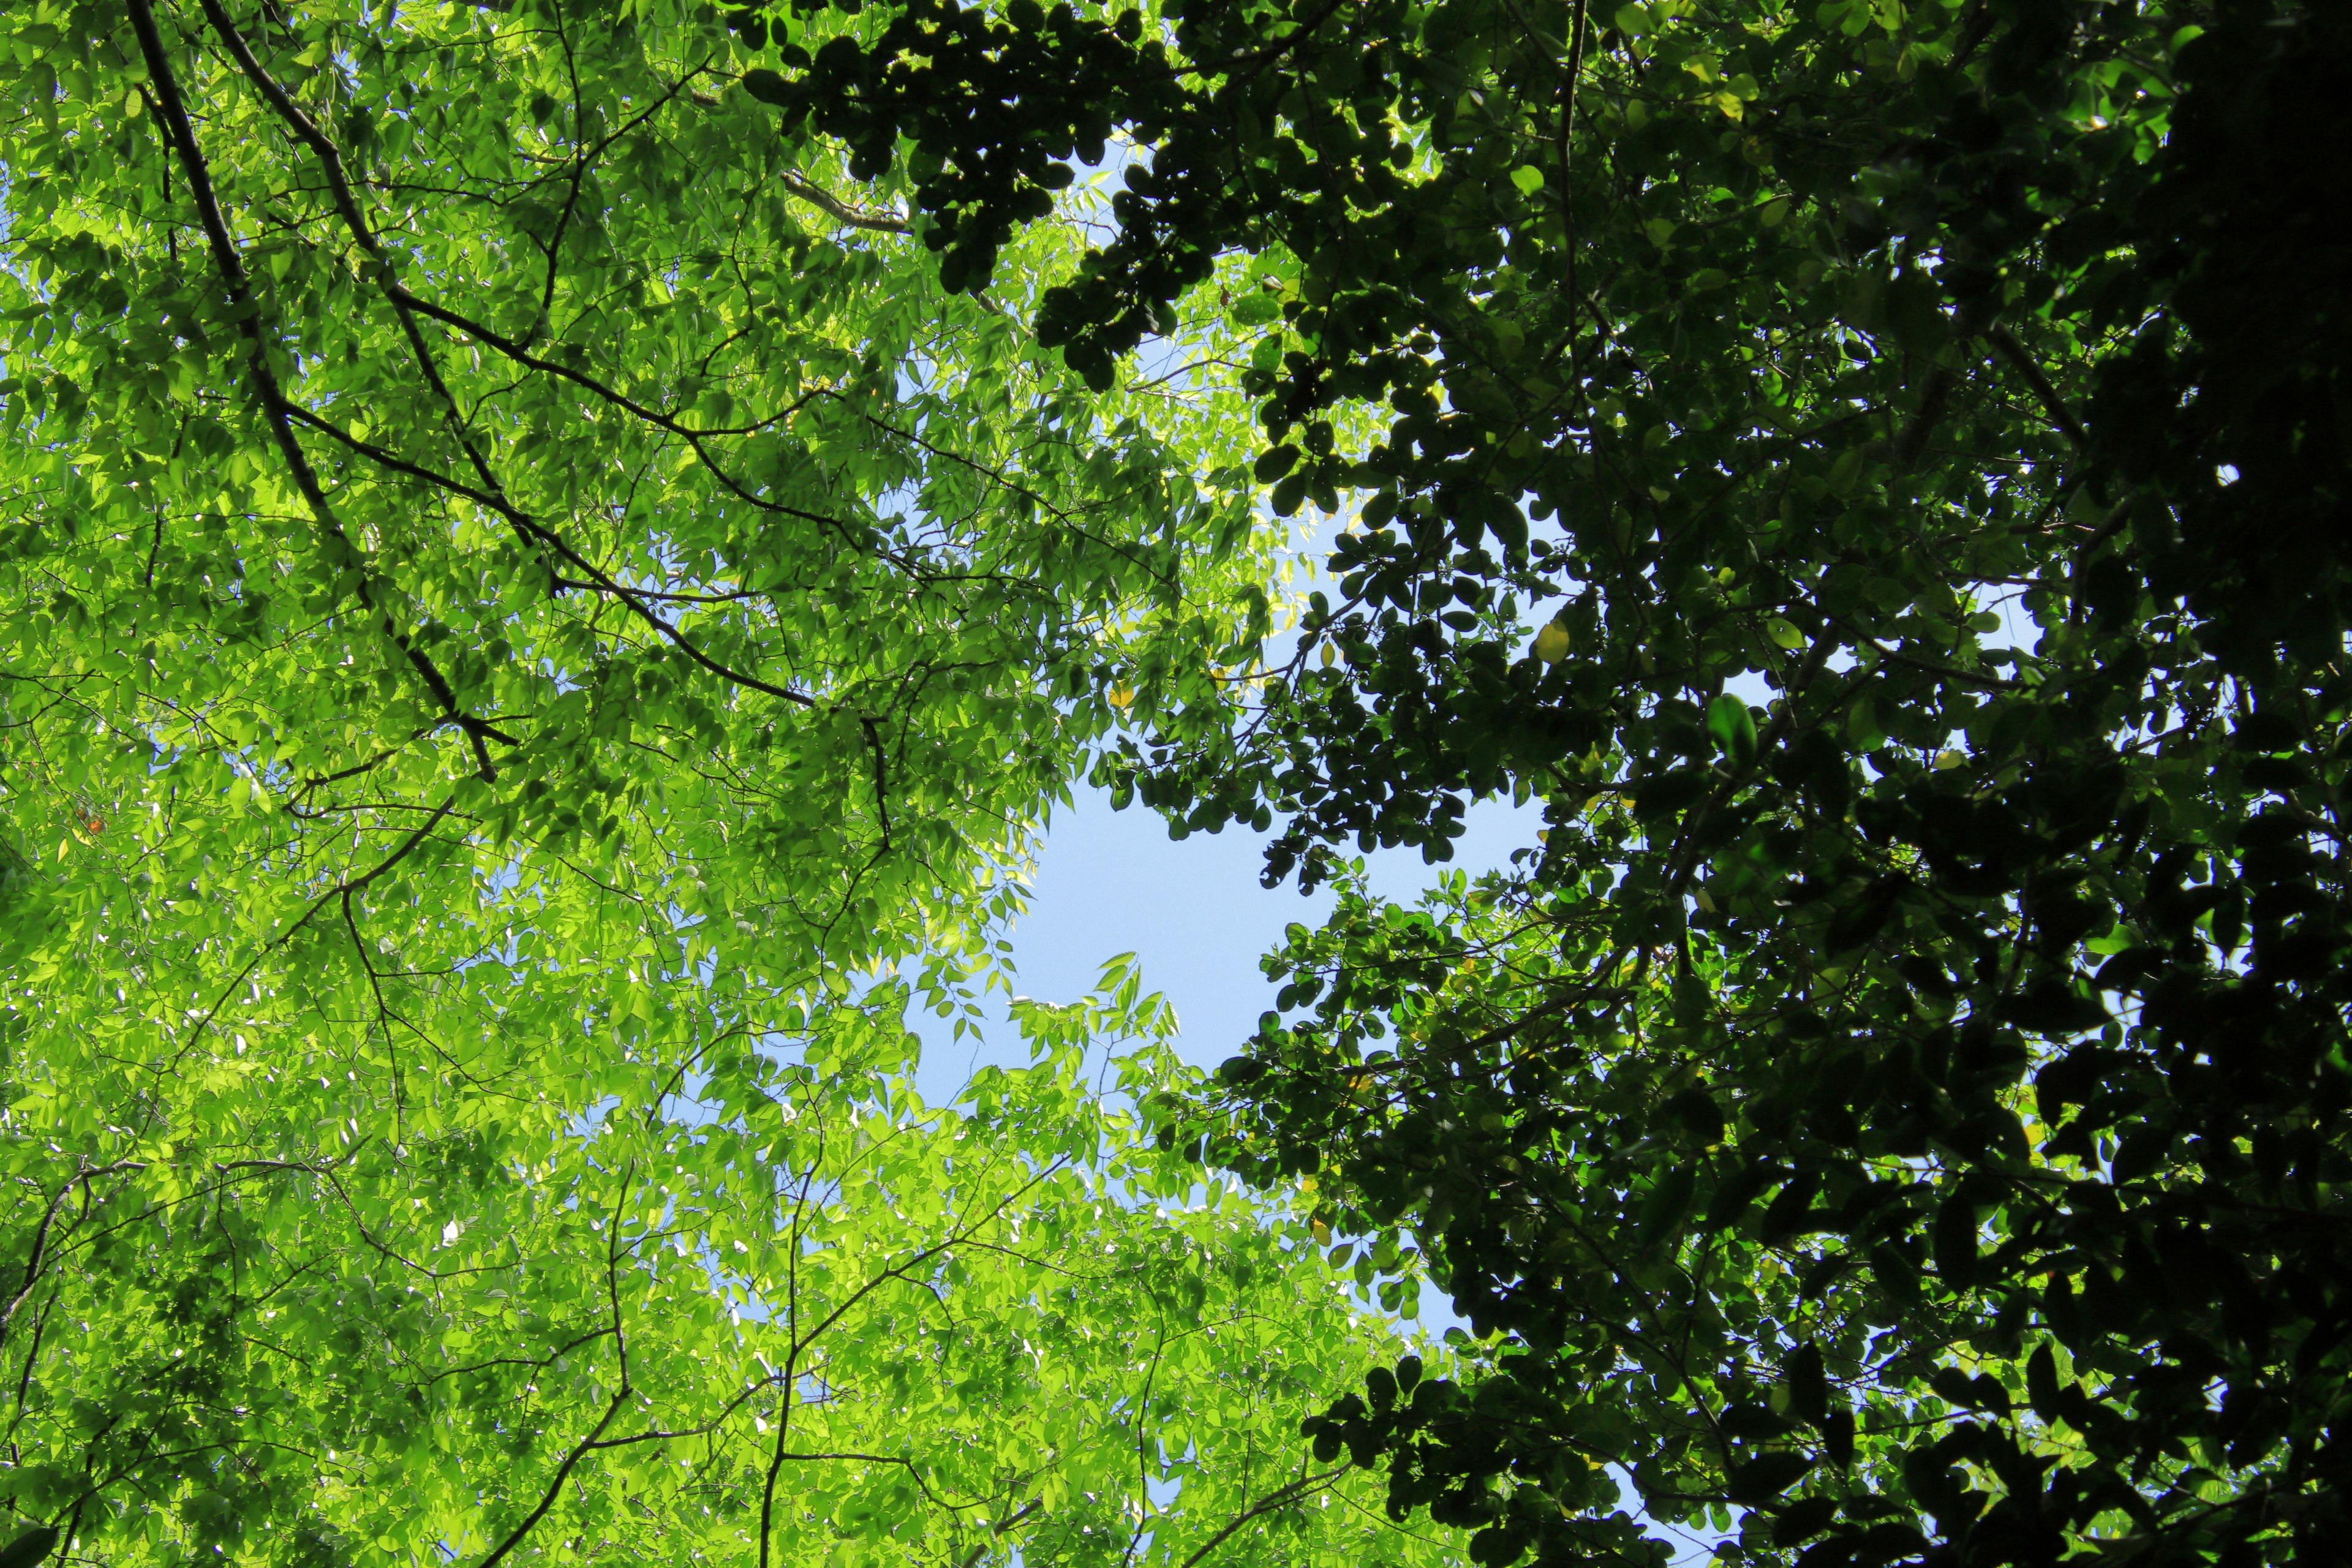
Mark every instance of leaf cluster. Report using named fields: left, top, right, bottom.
left=724, top=0, right=2352, bottom=1560
left=0, top=2, right=1456, bottom=1566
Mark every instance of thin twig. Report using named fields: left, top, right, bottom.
left=1175, top=1468, right=1352, bottom=1568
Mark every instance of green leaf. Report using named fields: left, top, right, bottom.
left=741, top=67, right=794, bottom=105
left=1783, top=1343, right=1827, bottom=1427
left=0, top=1528, right=58, bottom=1568
left=1725, top=1452, right=1814, bottom=1504
left=1705, top=693, right=1758, bottom=766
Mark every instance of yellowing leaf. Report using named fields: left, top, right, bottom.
left=1534, top=621, right=1571, bottom=664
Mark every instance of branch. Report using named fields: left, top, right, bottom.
left=1894, top=303, right=2004, bottom=474
left=123, top=0, right=507, bottom=781
left=281, top=404, right=818, bottom=707
left=211, top=1144, right=371, bottom=1179
left=0, top=1159, right=146, bottom=1349
left=471, top=1387, right=628, bottom=1568
left=198, top=0, right=821, bottom=711
left=1176, top=1468, right=1352, bottom=1568
left=777, top=170, right=910, bottom=233
left=532, top=4, right=590, bottom=336
left=382, top=285, right=877, bottom=543
left=860, top=715, right=892, bottom=851
left=1986, top=325, right=2089, bottom=449
left=759, top=1450, right=971, bottom=1514
left=181, top=798, right=458, bottom=1052
left=1210, top=0, right=1348, bottom=79
left=1829, top=617, right=2027, bottom=692
left=1561, top=0, right=1589, bottom=384
left=957, top=1498, right=1044, bottom=1568
left=1891, top=358, right=1959, bottom=474
left=470, top=1167, right=636, bottom=1568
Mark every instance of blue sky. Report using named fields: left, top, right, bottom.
left=918, top=780, right=1741, bottom=1565
left=907, top=776, right=1542, bottom=1104
left=905, top=489, right=1550, bottom=1101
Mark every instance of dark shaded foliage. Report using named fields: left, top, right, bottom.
left=736, top=0, right=2352, bottom=1560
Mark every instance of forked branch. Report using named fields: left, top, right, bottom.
left=123, top=0, right=511, bottom=780
left=197, top=0, right=823, bottom=710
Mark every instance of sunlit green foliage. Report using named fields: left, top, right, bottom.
left=0, top=2, right=1460, bottom=1566
left=9, top=0, right=2348, bottom=1563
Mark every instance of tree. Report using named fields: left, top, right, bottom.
left=1, top=974, right=1456, bottom=1568
left=12, top=0, right=2349, bottom=1563
left=694, top=0, right=2351, bottom=1561
left=1188, top=8, right=2352, bottom=1564
left=0, top=2, right=1452, bottom=1565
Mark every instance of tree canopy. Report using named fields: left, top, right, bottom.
left=0, top=2, right=1441, bottom=1566
left=695, top=0, right=2348, bottom=1558
left=6, top=0, right=2348, bottom=1566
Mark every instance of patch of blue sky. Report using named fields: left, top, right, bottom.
left=904, top=494, right=1545, bottom=1104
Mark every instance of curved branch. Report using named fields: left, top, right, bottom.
left=180, top=798, right=458, bottom=1055
left=123, top=0, right=508, bottom=781
left=471, top=1169, right=637, bottom=1568
left=958, top=1496, right=1044, bottom=1568
left=471, top=1385, right=628, bottom=1568
left=0, top=1159, right=146, bottom=1351
left=197, top=0, right=824, bottom=710
left=281, top=404, right=819, bottom=707
left=1176, top=1467, right=1352, bottom=1568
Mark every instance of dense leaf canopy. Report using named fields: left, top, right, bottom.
left=0, top=2, right=1447, bottom=1567
left=692, top=0, right=2348, bottom=1560
left=6, top=0, right=2348, bottom=1566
